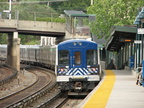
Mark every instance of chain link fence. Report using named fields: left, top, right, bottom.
left=1, top=10, right=65, bottom=23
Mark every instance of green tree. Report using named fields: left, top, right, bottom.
left=0, top=34, right=7, bottom=44
left=50, top=0, right=90, bottom=14
left=87, top=0, right=144, bottom=39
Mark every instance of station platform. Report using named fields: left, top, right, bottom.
left=77, top=70, right=144, bottom=108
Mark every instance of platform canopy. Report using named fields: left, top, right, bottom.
left=64, top=10, right=90, bottom=17
left=105, top=26, right=137, bottom=52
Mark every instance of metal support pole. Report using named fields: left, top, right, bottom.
left=142, top=60, right=144, bottom=87
left=134, top=26, right=137, bottom=70
left=91, top=0, right=94, bottom=5
left=16, top=11, right=19, bottom=27
left=135, top=23, right=141, bottom=68
left=142, top=35, right=143, bottom=60
left=138, top=33, right=141, bottom=66
left=9, top=0, right=11, bottom=19
left=142, top=23, right=144, bottom=60
left=138, top=21, right=142, bottom=67
left=142, top=24, right=144, bottom=87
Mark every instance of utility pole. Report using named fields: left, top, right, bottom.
left=9, top=0, right=11, bottom=19
left=91, top=0, right=94, bottom=5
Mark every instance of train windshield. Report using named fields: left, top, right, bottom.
left=86, top=49, right=97, bottom=65
left=58, top=50, right=69, bottom=65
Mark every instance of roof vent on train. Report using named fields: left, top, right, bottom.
left=73, top=42, right=82, bottom=46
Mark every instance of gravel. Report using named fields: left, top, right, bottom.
left=0, top=70, right=37, bottom=98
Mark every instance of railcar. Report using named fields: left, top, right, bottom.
left=0, top=39, right=101, bottom=95
left=40, top=45, right=56, bottom=69
left=0, top=45, right=7, bottom=61
left=20, top=45, right=40, bottom=65
left=56, top=39, right=101, bottom=95
left=20, top=45, right=28, bottom=63
left=27, top=45, right=40, bottom=64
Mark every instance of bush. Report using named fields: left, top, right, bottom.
left=36, top=17, right=65, bottom=23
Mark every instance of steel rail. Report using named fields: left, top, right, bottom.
left=0, top=65, right=18, bottom=86
left=0, top=67, right=56, bottom=108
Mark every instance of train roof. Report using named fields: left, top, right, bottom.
left=0, top=45, right=7, bottom=48
left=58, top=39, right=97, bottom=45
left=41, top=45, right=56, bottom=49
left=20, top=45, right=41, bottom=48
left=58, top=39, right=98, bottom=49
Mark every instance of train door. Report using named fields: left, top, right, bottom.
left=71, top=49, right=84, bottom=68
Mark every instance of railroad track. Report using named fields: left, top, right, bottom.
left=0, top=66, right=56, bottom=108
left=44, top=93, right=84, bottom=108
left=0, top=65, right=18, bottom=86
left=35, top=90, right=85, bottom=108
left=0, top=66, right=13, bottom=81
left=35, top=91, right=68, bottom=108
left=60, top=97, right=84, bottom=108
left=0, top=65, right=86, bottom=108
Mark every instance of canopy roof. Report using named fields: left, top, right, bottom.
left=105, top=26, right=137, bottom=51
left=64, top=10, right=90, bottom=17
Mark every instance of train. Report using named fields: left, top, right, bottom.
left=0, top=39, right=101, bottom=95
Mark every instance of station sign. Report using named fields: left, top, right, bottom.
left=134, top=40, right=142, bottom=44
left=138, top=28, right=144, bottom=34
left=3, top=10, right=10, bottom=13
left=120, top=38, right=133, bottom=42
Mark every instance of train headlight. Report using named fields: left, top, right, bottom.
left=87, top=67, right=98, bottom=75
left=92, top=68, right=96, bottom=71
left=58, top=67, right=68, bottom=75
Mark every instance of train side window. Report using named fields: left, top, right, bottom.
left=86, top=50, right=97, bottom=65
left=1, top=50, right=6, bottom=54
left=74, top=51, right=81, bottom=65
left=58, top=50, right=69, bottom=65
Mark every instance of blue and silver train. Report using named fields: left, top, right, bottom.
left=0, top=39, right=101, bottom=95
left=56, top=39, right=101, bottom=94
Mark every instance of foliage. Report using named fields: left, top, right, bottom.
left=50, top=0, right=90, bottom=14
left=12, top=3, right=58, bottom=20
left=0, top=0, right=6, bottom=1
left=25, top=40, right=40, bottom=45
left=0, top=34, right=7, bottom=44
left=19, top=35, right=40, bottom=45
left=87, top=0, right=144, bottom=39
left=37, top=17, right=65, bottom=23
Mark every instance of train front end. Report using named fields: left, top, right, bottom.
left=56, top=39, right=101, bottom=95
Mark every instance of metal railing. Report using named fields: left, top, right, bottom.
left=0, top=11, right=63, bottom=22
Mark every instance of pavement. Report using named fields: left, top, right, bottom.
left=77, top=69, right=144, bottom=108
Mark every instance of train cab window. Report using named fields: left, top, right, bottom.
left=1, top=50, right=6, bottom=54
left=86, top=50, right=97, bottom=65
left=74, top=51, right=81, bottom=65
left=58, top=50, right=69, bottom=65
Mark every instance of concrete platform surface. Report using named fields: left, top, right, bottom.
left=106, top=70, right=144, bottom=108
left=77, top=70, right=144, bottom=108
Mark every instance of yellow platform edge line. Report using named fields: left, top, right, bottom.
left=82, top=70, right=116, bottom=108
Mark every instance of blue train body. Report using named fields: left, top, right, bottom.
left=56, top=39, right=101, bottom=93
